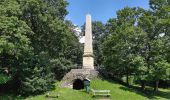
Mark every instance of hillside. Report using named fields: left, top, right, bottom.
left=2, top=79, right=169, bottom=100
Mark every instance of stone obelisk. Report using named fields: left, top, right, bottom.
left=61, top=14, right=98, bottom=88
left=83, top=14, right=94, bottom=69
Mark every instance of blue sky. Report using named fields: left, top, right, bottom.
left=66, top=0, right=149, bottom=27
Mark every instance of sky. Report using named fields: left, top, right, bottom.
left=66, top=0, right=149, bottom=27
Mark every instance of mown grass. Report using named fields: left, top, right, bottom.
left=0, top=78, right=170, bottom=100
left=91, top=79, right=170, bottom=100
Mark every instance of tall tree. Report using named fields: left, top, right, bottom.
left=103, top=25, right=147, bottom=85
left=138, top=0, right=170, bottom=91
left=103, top=0, right=170, bottom=91
left=103, top=7, right=147, bottom=85
left=0, top=0, right=81, bottom=94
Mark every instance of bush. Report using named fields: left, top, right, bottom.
left=19, top=52, right=55, bottom=95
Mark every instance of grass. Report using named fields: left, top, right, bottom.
left=0, top=78, right=170, bottom=100
left=91, top=79, right=170, bottom=100
left=25, top=87, right=93, bottom=100
left=91, top=79, right=147, bottom=100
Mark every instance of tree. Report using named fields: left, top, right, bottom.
left=103, top=24, right=147, bottom=85
left=131, top=56, right=147, bottom=90
left=50, top=58, right=76, bottom=80
left=0, top=0, right=81, bottom=94
left=149, top=60, right=170, bottom=91
left=19, top=0, right=69, bottom=57
left=138, top=0, right=170, bottom=91
left=102, top=0, right=170, bottom=91
left=42, top=0, right=68, bottom=20
left=19, top=0, right=82, bottom=79
left=20, top=52, right=55, bottom=94
left=92, top=21, right=105, bottom=66
left=103, top=7, right=147, bottom=85
left=64, top=20, right=83, bottom=65
left=0, top=15, right=34, bottom=93
left=0, top=0, right=57, bottom=93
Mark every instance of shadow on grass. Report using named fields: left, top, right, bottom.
left=100, top=77, right=170, bottom=99
left=119, top=84, right=170, bottom=99
left=45, top=95, right=59, bottom=99
left=120, top=86, right=170, bottom=99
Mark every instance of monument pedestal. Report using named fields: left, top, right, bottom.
left=61, top=69, right=98, bottom=88
left=83, top=55, right=94, bottom=69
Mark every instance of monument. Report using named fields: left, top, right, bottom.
left=61, top=14, right=98, bottom=89
left=83, top=14, right=94, bottom=69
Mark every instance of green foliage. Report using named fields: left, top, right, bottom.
left=102, top=0, right=170, bottom=90
left=0, top=0, right=81, bottom=95
left=92, top=21, right=105, bottom=66
left=149, top=60, right=170, bottom=81
left=132, top=56, right=147, bottom=80
left=50, top=58, right=76, bottom=80
left=0, top=0, right=22, bottom=17
left=19, top=52, right=55, bottom=95
left=42, top=0, right=68, bottom=20
left=103, top=21, right=147, bottom=80
left=64, top=20, right=83, bottom=65
left=0, top=16, right=33, bottom=73
left=0, top=74, right=11, bottom=84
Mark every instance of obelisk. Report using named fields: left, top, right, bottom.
left=83, top=14, right=94, bottom=69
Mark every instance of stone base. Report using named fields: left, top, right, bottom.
left=83, top=56, right=94, bottom=69
left=61, top=69, right=98, bottom=88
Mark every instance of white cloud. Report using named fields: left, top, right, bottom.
left=65, top=15, right=71, bottom=20
left=80, top=36, right=85, bottom=43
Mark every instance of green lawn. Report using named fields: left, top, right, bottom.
left=1, top=79, right=170, bottom=100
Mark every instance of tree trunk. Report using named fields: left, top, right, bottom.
left=140, top=80, right=145, bottom=90
left=154, top=80, right=159, bottom=91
